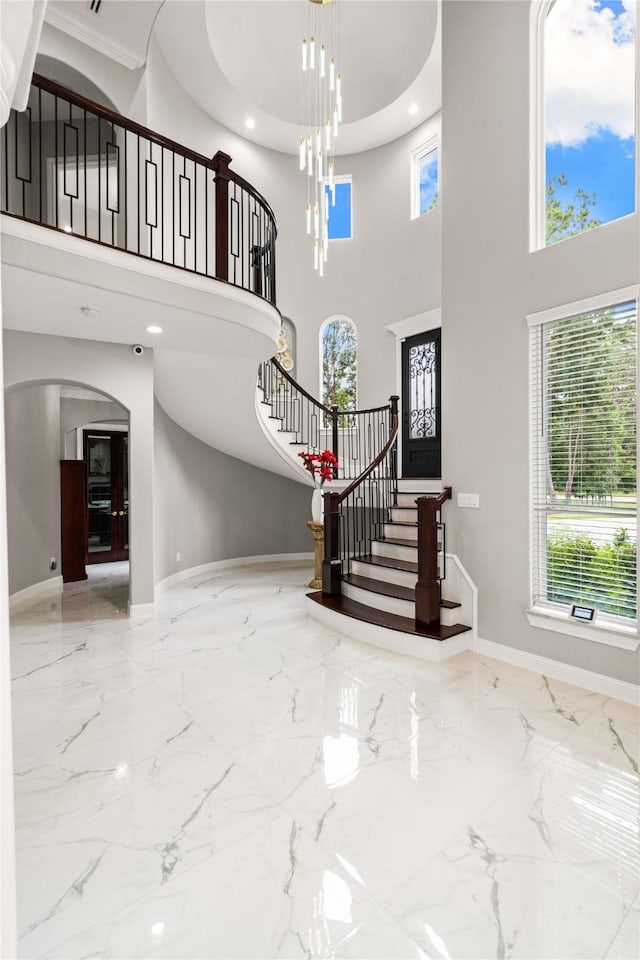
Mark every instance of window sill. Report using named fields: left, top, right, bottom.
left=526, top=606, right=639, bottom=652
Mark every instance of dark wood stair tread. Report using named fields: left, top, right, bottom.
left=374, top=537, right=418, bottom=548
left=343, top=573, right=415, bottom=602
left=343, top=574, right=461, bottom=612
left=307, top=592, right=471, bottom=641
left=355, top=554, right=419, bottom=574
left=384, top=521, right=418, bottom=529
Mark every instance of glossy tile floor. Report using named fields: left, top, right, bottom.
left=10, top=562, right=640, bottom=959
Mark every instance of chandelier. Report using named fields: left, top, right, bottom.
left=299, top=0, right=342, bottom=277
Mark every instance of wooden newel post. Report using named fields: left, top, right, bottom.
left=331, top=405, right=339, bottom=478
left=322, top=489, right=342, bottom=596
left=212, top=150, right=231, bottom=284
left=415, top=486, right=452, bottom=628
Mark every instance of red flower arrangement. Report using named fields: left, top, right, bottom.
left=298, top=449, right=338, bottom=485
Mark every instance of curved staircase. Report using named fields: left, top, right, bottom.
left=257, top=359, right=475, bottom=661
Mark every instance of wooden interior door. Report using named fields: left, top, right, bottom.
left=83, top=429, right=129, bottom=563
left=60, top=460, right=87, bottom=583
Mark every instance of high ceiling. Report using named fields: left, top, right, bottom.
left=154, top=0, right=441, bottom=155
left=43, top=1, right=441, bottom=157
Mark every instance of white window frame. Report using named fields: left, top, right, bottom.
left=530, top=0, right=639, bottom=252
left=410, top=134, right=439, bottom=220
left=319, top=315, right=358, bottom=421
left=527, top=285, right=640, bottom=652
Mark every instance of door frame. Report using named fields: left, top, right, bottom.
left=83, top=427, right=129, bottom=563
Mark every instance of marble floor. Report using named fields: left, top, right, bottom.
left=9, top=561, right=639, bottom=959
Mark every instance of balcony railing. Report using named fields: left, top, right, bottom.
left=1, top=75, right=277, bottom=306
left=258, top=358, right=396, bottom=481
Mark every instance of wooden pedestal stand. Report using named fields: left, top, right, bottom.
left=306, top=521, right=324, bottom=589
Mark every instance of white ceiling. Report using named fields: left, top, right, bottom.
left=154, top=0, right=441, bottom=156
left=41, top=1, right=441, bottom=156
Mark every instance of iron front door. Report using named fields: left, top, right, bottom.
left=401, top=328, right=441, bottom=478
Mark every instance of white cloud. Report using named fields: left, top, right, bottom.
left=545, top=0, right=636, bottom=146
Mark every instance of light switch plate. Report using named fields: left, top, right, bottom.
left=458, top=493, right=480, bottom=508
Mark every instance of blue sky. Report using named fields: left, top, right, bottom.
left=545, top=0, right=636, bottom=233
left=325, top=181, right=351, bottom=240
left=547, top=131, right=635, bottom=224
left=419, top=149, right=438, bottom=215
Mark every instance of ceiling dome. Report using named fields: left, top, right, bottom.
left=154, top=0, right=441, bottom=155
left=206, top=1, right=436, bottom=125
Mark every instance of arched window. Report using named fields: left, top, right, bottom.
left=320, top=316, right=357, bottom=411
left=532, top=0, right=636, bottom=248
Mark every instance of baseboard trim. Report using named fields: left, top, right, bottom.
left=128, top=602, right=156, bottom=618
left=155, top=553, right=314, bottom=597
left=474, top=636, right=639, bottom=705
left=9, top=576, right=63, bottom=611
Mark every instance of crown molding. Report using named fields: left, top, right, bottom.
left=44, top=6, right=146, bottom=69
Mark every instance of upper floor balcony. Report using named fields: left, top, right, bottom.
left=1, top=74, right=278, bottom=310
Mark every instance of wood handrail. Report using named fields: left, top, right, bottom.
left=322, top=395, right=399, bottom=596
left=29, top=73, right=278, bottom=234
left=271, top=357, right=392, bottom=418
left=337, top=397, right=399, bottom=503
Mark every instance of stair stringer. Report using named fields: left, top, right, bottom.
left=254, top=386, right=311, bottom=484
left=306, top=552, right=478, bottom=662
left=254, top=383, right=351, bottom=491
left=442, top=552, right=478, bottom=642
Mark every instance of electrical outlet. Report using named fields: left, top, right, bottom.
left=50, top=557, right=57, bottom=571
left=176, top=552, right=181, bottom=562
left=457, top=493, right=480, bottom=509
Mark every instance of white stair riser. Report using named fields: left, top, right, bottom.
left=372, top=540, right=417, bottom=563
left=342, top=582, right=415, bottom=618
left=396, top=479, right=442, bottom=494
left=440, top=606, right=460, bottom=627
left=383, top=523, right=417, bottom=542
left=390, top=507, right=417, bottom=523
left=395, top=493, right=422, bottom=507
left=350, top=560, right=416, bottom=589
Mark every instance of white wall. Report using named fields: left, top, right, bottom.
left=145, top=37, right=439, bottom=409
left=441, top=0, right=640, bottom=684
left=154, top=401, right=312, bottom=583
left=0, top=0, right=46, bottom=125
left=59, top=397, right=127, bottom=458
left=5, top=384, right=61, bottom=595
left=0, top=284, right=17, bottom=960
left=3, top=330, right=155, bottom=609
left=36, top=22, right=146, bottom=120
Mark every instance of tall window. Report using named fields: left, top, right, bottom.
left=541, top=0, right=636, bottom=246
left=411, top=137, right=439, bottom=219
left=321, top=317, right=357, bottom=412
left=323, top=177, right=352, bottom=240
left=530, top=295, right=637, bottom=624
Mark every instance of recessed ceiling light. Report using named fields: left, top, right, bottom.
left=81, top=306, right=99, bottom=317
left=245, top=117, right=255, bottom=129
left=63, top=225, right=72, bottom=233
left=409, top=103, right=419, bottom=115
left=146, top=325, right=163, bottom=334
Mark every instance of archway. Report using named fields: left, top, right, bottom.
left=4, top=379, right=131, bottom=615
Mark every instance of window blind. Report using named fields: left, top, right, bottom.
left=530, top=299, right=637, bottom=623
